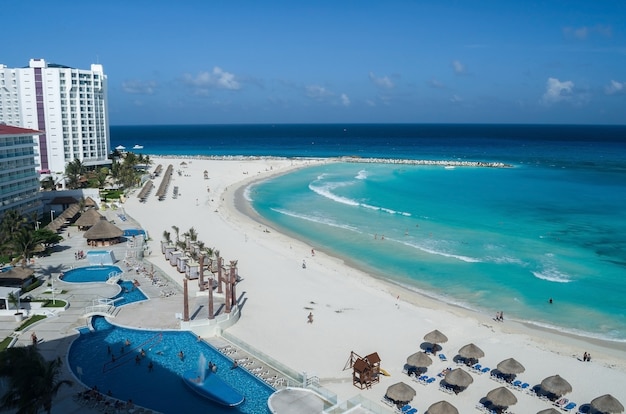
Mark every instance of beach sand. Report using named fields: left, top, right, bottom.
left=123, top=156, right=626, bottom=412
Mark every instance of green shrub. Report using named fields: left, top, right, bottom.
left=0, top=337, right=12, bottom=351
left=15, top=315, right=46, bottom=331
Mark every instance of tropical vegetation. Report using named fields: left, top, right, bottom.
left=0, top=210, right=62, bottom=267
left=0, top=345, right=72, bottom=413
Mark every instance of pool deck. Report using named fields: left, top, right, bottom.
left=3, top=209, right=293, bottom=414
left=3, top=211, right=184, bottom=414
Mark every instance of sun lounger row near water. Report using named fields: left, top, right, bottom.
left=217, top=344, right=287, bottom=388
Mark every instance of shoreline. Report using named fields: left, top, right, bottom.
left=124, top=156, right=625, bottom=409
left=233, top=168, right=626, bottom=357
left=233, top=163, right=626, bottom=352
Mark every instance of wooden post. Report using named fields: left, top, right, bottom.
left=208, top=277, right=214, bottom=319
left=217, top=256, right=223, bottom=294
left=198, top=254, right=205, bottom=291
left=230, top=261, right=237, bottom=309
left=225, top=264, right=232, bottom=314
left=183, top=278, right=189, bottom=322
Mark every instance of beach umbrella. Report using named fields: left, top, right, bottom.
left=424, top=329, right=448, bottom=344
left=540, top=374, right=572, bottom=397
left=486, top=386, right=518, bottom=408
left=458, top=343, right=485, bottom=360
left=385, top=382, right=416, bottom=404
left=496, top=358, right=525, bottom=375
left=591, top=394, right=624, bottom=413
left=537, top=409, right=561, bottom=414
left=426, top=400, right=459, bottom=414
left=406, top=352, right=432, bottom=368
left=444, top=368, right=474, bottom=388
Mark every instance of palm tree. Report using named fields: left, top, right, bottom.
left=0, top=346, right=73, bottom=414
left=171, top=226, right=180, bottom=244
left=10, top=228, right=42, bottom=267
left=40, top=176, right=56, bottom=191
left=162, top=230, right=171, bottom=244
left=65, top=158, right=85, bottom=189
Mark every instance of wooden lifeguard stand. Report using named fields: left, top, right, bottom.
left=345, top=351, right=381, bottom=389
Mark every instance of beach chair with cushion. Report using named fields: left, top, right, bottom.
left=406, top=409, right=418, bottom=414
left=563, top=402, right=577, bottom=412
left=439, top=353, right=447, bottom=361
left=471, top=364, right=482, bottom=373
left=554, top=398, right=569, bottom=408
left=480, top=367, right=491, bottom=374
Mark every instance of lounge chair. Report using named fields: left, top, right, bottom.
left=439, top=353, right=447, bottom=361
left=380, top=396, right=394, bottom=407
left=563, top=402, right=577, bottom=412
left=401, top=405, right=413, bottom=413
left=480, top=367, right=491, bottom=374
left=471, top=364, right=482, bottom=372
left=406, top=409, right=418, bottom=414
left=554, top=398, right=569, bottom=408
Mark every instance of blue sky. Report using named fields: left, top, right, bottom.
left=5, top=0, right=626, bottom=125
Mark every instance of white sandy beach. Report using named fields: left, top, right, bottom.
left=123, top=156, right=626, bottom=412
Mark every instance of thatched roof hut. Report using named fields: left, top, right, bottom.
left=75, top=208, right=103, bottom=229
left=0, top=267, right=35, bottom=287
left=83, top=217, right=123, bottom=246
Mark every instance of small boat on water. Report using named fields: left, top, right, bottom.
left=182, top=369, right=245, bottom=407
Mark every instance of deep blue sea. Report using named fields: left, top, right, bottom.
left=112, top=124, right=626, bottom=342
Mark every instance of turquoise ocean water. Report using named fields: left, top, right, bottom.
left=112, top=124, right=626, bottom=342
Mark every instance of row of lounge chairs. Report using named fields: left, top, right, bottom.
left=470, top=363, right=491, bottom=374
left=554, top=397, right=578, bottom=412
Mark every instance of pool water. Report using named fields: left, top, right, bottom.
left=68, top=317, right=273, bottom=413
left=123, top=229, right=146, bottom=237
left=61, top=266, right=123, bottom=283
left=112, top=281, right=147, bottom=306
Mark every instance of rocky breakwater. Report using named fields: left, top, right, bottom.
left=340, top=156, right=511, bottom=168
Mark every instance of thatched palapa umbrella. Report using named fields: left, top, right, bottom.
left=443, top=368, right=473, bottom=391
left=591, top=394, right=624, bottom=413
left=496, top=358, right=525, bottom=375
left=423, top=329, right=448, bottom=354
left=486, top=386, right=517, bottom=408
left=406, top=352, right=432, bottom=369
left=426, top=400, right=459, bottom=414
left=385, top=382, right=416, bottom=404
left=537, top=409, right=561, bottom=414
left=540, top=374, right=572, bottom=397
left=458, top=343, right=485, bottom=365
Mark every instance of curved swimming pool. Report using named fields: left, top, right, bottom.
left=61, top=266, right=123, bottom=283
left=68, top=317, right=273, bottom=413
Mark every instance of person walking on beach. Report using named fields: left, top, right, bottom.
left=307, top=312, right=314, bottom=324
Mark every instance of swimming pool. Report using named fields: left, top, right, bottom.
left=111, top=281, right=147, bottom=306
left=69, top=317, right=273, bottom=413
left=123, top=229, right=146, bottom=237
left=61, top=266, right=123, bottom=283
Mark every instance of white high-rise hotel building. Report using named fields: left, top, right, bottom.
left=0, top=58, right=111, bottom=174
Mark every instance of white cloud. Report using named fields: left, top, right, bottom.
left=563, top=25, right=612, bottom=40
left=429, top=78, right=445, bottom=89
left=450, top=94, right=463, bottom=103
left=541, top=77, right=574, bottom=104
left=340, top=93, right=351, bottom=106
left=365, top=99, right=376, bottom=107
left=183, top=67, right=241, bottom=90
left=305, top=85, right=333, bottom=100
left=122, top=80, right=156, bottom=94
left=605, top=80, right=626, bottom=95
left=452, top=60, right=466, bottom=75
left=369, top=72, right=394, bottom=89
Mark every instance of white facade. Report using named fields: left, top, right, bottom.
left=0, top=59, right=110, bottom=174
left=0, top=124, right=42, bottom=218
